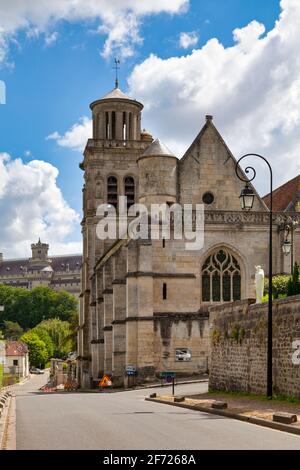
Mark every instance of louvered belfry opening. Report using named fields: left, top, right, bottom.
left=124, top=176, right=135, bottom=210
left=107, top=176, right=118, bottom=209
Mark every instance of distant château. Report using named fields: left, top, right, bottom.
left=0, top=239, right=82, bottom=297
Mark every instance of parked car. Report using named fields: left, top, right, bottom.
left=30, top=367, right=44, bottom=374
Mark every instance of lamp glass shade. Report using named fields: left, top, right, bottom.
left=282, top=239, right=292, bottom=255
left=239, top=185, right=255, bottom=211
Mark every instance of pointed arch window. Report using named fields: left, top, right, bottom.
left=124, top=176, right=135, bottom=210
left=202, top=249, right=241, bottom=302
left=107, top=176, right=118, bottom=209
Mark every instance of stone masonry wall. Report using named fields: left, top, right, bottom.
left=209, top=296, right=300, bottom=397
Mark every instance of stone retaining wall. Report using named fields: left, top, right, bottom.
left=209, top=295, right=300, bottom=397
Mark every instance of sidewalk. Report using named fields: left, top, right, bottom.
left=189, top=391, right=300, bottom=423
left=146, top=390, right=300, bottom=436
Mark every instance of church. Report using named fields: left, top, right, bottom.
left=77, top=82, right=300, bottom=389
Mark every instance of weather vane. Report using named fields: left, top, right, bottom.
left=113, top=58, right=120, bottom=88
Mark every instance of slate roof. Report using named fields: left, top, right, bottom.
left=141, top=138, right=176, bottom=158
left=263, top=175, right=300, bottom=211
left=0, top=259, right=29, bottom=276
left=6, top=341, right=28, bottom=356
left=0, top=254, right=82, bottom=277
left=100, top=87, right=133, bottom=101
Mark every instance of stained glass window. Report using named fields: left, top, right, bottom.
left=202, top=249, right=241, bottom=302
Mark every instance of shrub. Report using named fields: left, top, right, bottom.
left=264, top=275, right=290, bottom=299
left=287, top=263, right=300, bottom=297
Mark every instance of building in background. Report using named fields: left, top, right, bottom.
left=0, top=239, right=82, bottom=298
left=4, top=341, right=29, bottom=379
left=263, top=175, right=300, bottom=212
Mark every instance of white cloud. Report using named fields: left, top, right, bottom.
left=45, top=31, right=58, bottom=47
left=0, top=153, right=80, bottom=258
left=128, top=0, right=300, bottom=194
left=179, top=31, right=199, bottom=49
left=47, top=116, right=92, bottom=152
left=0, top=0, right=188, bottom=64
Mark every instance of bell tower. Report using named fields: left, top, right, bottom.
left=78, top=77, right=152, bottom=389
left=90, top=86, right=143, bottom=141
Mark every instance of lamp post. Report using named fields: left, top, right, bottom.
left=235, top=154, right=273, bottom=399
left=281, top=224, right=292, bottom=257
left=279, top=220, right=298, bottom=273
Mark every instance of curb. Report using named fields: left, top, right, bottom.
left=0, top=393, right=12, bottom=450
left=132, top=378, right=208, bottom=392
left=145, top=397, right=300, bottom=437
left=59, top=378, right=208, bottom=394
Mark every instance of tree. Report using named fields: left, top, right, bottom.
left=0, top=285, right=78, bottom=330
left=21, top=332, right=48, bottom=367
left=0, top=285, right=31, bottom=328
left=3, top=321, right=23, bottom=340
left=31, top=326, right=54, bottom=359
left=287, top=263, right=300, bottom=297
left=35, top=319, right=74, bottom=358
left=53, top=291, right=78, bottom=323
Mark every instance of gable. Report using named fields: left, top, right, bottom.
left=178, top=118, right=267, bottom=212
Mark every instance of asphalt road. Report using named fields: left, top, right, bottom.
left=15, top=374, right=300, bottom=450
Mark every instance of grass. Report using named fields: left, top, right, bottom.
left=208, top=388, right=300, bottom=404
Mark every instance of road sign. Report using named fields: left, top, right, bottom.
left=99, top=375, right=112, bottom=387
left=125, top=365, right=137, bottom=376
left=161, top=371, right=176, bottom=378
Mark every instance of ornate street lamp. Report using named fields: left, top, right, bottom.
left=279, top=220, right=297, bottom=272
left=239, top=184, right=255, bottom=211
left=235, top=154, right=273, bottom=399
left=282, top=239, right=292, bottom=256
left=281, top=225, right=292, bottom=256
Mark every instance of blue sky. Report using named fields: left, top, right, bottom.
left=0, top=0, right=298, bottom=256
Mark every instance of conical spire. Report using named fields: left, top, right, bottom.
left=142, top=138, right=176, bottom=158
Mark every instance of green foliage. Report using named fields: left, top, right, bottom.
left=230, top=327, right=239, bottom=341
left=3, top=320, right=23, bottom=340
left=0, top=285, right=78, bottom=330
left=0, top=285, right=31, bottom=328
left=31, top=326, right=54, bottom=358
left=264, top=265, right=300, bottom=299
left=264, top=275, right=290, bottom=299
left=230, top=326, right=245, bottom=343
left=35, top=318, right=74, bottom=358
left=212, top=330, right=221, bottom=344
left=287, top=263, right=300, bottom=297
left=20, top=331, right=48, bottom=367
left=2, top=374, right=19, bottom=386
